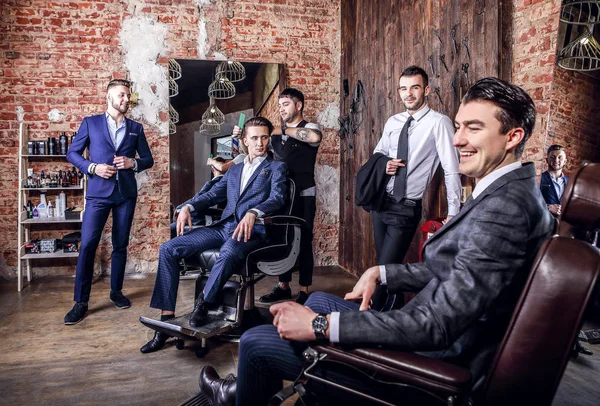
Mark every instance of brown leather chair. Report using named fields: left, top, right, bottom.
left=299, top=163, right=600, bottom=406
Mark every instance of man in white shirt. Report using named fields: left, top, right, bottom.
left=141, top=117, right=288, bottom=354
left=371, top=66, right=460, bottom=265
left=196, top=78, right=555, bottom=406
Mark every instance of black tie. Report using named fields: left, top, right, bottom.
left=393, top=115, right=414, bottom=201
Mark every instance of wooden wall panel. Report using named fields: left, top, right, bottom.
left=339, top=0, right=500, bottom=275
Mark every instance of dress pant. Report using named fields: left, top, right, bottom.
left=279, top=195, right=316, bottom=287
left=74, top=186, right=136, bottom=303
left=150, top=221, right=266, bottom=311
left=372, top=197, right=422, bottom=265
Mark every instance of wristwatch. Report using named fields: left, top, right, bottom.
left=312, top=313, right=329, bottom=341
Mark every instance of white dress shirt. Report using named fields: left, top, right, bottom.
left=374, top=105, right=461, bottom=215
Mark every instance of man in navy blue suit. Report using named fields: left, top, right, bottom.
left=540, top=144, right=568, bottom=217
left=141, top=117, right=288, bottom=354
left=64, top=79, right=154, bottom=325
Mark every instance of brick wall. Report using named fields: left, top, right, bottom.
left=0, top=0, right=341, bottom=280
left=546, top=68, right=600, bottom=170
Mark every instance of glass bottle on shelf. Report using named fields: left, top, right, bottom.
left=40, top=170, right=46, bottom=188
left=72, top=166, right=80, bottom=185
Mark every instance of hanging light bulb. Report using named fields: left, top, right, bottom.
left=215, top=59, right=246, bottom=83
left=558, top=26, right=600, bottom=71
left=202, top=97, right=225, bottom=125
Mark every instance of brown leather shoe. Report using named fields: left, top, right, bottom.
left=199, top=366, right=237, bottom=406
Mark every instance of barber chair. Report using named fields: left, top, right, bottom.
left=287, top=163, right=600, bottom=406
left=140, top=179, right=304, bottom=357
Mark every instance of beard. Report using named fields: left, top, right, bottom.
left=110, top=97, right=129, bottom=114
left=402, top=95, right=425, bottom=112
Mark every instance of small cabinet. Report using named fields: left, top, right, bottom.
left=17, top=123, right=87, bottom=291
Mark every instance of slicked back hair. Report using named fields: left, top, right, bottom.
left=107, top=79, right=131, bottom=91
left=462, top=77, right=536, bottom=158
left=243, top=116, right=274, bottom=138
left=400, top=66, right=429, bottom=87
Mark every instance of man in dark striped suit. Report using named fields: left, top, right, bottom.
left=141, top=117, right=288, bottom=354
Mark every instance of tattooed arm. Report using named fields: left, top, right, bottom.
left=272, top=126, right=322, bottom=145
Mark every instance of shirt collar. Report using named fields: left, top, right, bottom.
left=472, top=161, right=523, bottom=199
left=105, top=112, right=126, bottom=128
left=243, top=154, right=267, bottom=166
left=405, top=104, right=431, bottom=122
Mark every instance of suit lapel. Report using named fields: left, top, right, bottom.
left=98, top=114, right=116, bottom=151
left=238, top=156, right=271, bottom=200
left=423, top=163, right=535, bottom=248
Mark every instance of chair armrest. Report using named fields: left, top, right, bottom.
left=204, top=207, right=224, bottom=217
left=263, top=215, right=306, bottom=226
left=309, top=344, right=472, bottom=397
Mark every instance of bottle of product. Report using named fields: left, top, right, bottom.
left=38, top=192, right=47, bottom=218
left=48, top=200, right=54, bottom=218
left=33, top=206, right=39, bottom=218
left=55, top=198, right=61, bottom=218
left=70, top=132, right=76, bottom=145
left=48, top=137, right=56, bottom=155
left=27, top=200, right=34, bottom=219
left=40, top=170, right=46, bottom=188
left=59, top=191, right=66, bottom=218
left=59, top=132, right=68, bottom=155
left=71, top=166, right=79, bottom=185
left=27, top=168, right=34, bottom=188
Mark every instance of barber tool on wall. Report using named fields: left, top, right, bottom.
left=439, top=55, right=449, bottom=73
left=462, top=37, right=471, bottom=59
left=451, top=25, right=459, bottom=55
left=432, top=28, right=443, bottom=46
left=428, top=55, right=436, bottom=76
left=434, top=87, right=445, bottom=114
left=462, top=63, right=470, bottom=85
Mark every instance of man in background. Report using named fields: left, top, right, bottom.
left=540, top=144, right=568, bottom=218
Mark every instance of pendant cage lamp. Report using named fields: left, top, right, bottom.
left=202, top=98, right=225, bottom=125
left=169, top=77, right=179, bottom=97
left=208, top=76, right=236, bottom=99
left=169, top=120, right=176, bottom=135
left=168, top=59, right=182, bottom=81
left=199, top=121, right=221, bottom=136
left=558, top=26, right=600, bottom=71
left=169, top=105, right=179, bottom=124
left=560, top=0, right=600, bottom=25
left=215, top=59, right=246, bottom=83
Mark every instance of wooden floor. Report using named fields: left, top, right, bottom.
left=0, top=268, right=598, bottom=405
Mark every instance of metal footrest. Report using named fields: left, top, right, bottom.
left=179, top=391, right=211, bottom=406
left=140, top=307, right=237, bottom=341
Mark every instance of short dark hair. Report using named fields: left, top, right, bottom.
left=107, top=79, right=131, bottom=91
left=400, top=66, right=429, bottom=87
left=547, top=144, right=565, bottom=155
left=279, top=88, right=305, bottom=112
left=243, top=116, right=273, bottom=137
left=462, top=77, right=536, bottom=158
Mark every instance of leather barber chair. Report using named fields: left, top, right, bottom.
left=291, top=163, right=600, bottom=406
left=140, top=179, right=304, bottom=358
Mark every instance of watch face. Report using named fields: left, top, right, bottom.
left=313, top=315, right=328, bottom=334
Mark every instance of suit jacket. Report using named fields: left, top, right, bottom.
left=339, top=163, right=555, bottom=379
left=188, top=156, right=288, bottom=237
left=540, top=170, right=568, bottom=205
left=175, top=175, right=223, bottom=225
left=354, top=152, right=391, bottom=212
left=67, top=114, right=154, bottom=198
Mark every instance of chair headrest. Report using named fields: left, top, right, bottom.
left=561, top=163, right=600, bottom=232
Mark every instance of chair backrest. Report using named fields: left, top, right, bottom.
left=482, top=163, right=600, bottom=405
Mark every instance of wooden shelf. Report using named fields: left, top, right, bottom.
left=22, top=154, right=67, bottom=158
left=21, top=217, right=82, bottom=224
left=21, top=250, right=79, bottom=260
left=21, top=184, right=83, bottom=191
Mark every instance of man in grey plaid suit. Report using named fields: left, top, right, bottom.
left=196, top=78, right=556, bottom=405
left=141, top=117, right=288, bottom=354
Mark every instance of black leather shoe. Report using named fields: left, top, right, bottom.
left=109, top=290, right=131, bottom=309
left=189, top=295, right=209, bottom=328
left=64, top=302, right=88, bottom=325
left=295, top=291, right=309, bottom=305
left=576, top=340, right=593, bottom=355
left=199, top=366, right=237, bottom=406
left=140, top=331, right=170, bottom=354
left=259, top=285, right=292, bottom=303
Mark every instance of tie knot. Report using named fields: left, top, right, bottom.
left=406, top=115, right=414, bottom=125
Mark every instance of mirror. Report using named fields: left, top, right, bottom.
left=169, top=60, right=283, bottom=210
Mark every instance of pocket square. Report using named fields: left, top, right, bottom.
left=129, top=132, right=138, bottom=136
left=260, top=169, right=270, bottom=175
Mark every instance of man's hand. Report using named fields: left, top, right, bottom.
left=344, top=266, right=381, bottom=311
left=176, top=206, right=193, bottom=236
left=548, top=204, right=561, bottom=216
left=271, top=301, right=319, bottom=341
left=232, top=211, right=257, bottom=242
left=94, top=164, right=117, bottom=179
left=385, top=159, right=405, bottom=175
left=113, top=155, right=134, bottom=170
left=232, top=125, right=242, bottom=139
